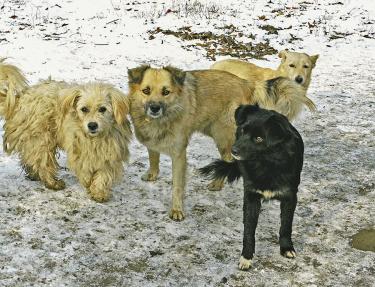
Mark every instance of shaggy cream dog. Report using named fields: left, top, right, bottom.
left=0, top=59, right=131, bottom=202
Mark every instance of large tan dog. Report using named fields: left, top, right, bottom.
left=0, top=59, right=131, bottom=202
left=211, top=50, right=319, bottom=120
left=127, top=65, right=306, bottom=221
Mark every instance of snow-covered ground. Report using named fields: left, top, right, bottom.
left=1, top=0, right=374, bottom=286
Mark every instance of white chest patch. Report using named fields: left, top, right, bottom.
left=256, top=190, right=280, bottom=200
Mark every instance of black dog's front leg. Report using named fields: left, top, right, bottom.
left=239, top=189, right=261, bottom=270
left=279, top=193, right=297, bottom=258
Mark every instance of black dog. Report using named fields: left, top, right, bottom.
left=200, top=104, right=304, bottom=270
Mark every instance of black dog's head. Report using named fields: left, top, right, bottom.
left=231, top=104, right=292, bottom=160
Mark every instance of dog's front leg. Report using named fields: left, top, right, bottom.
left=279, top=192, right=297, bottom=258
left=169, top=150, right=187, bottom=221
left=141, top=148, right=160, bottom=181
left=88, top=170, right=113, bottom=203
left=239, top=190, right=261, bottom=270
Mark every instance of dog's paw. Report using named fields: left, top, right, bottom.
left=89, top=189, right=110, bottom=203
left=169, top=209, right=185, bottom=221
left=141, top=170, right=159, bottom=181
left=208, top=179, right=224, bottom=191
left=281, top=248, right=296, bottom=259
left=45, top=179, right=66, bottom=190
left=238, top=256, right=252, bottom=270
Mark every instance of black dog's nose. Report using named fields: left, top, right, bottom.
left=149, top=103, right=161, bottom=113
left=88, top=122, right=98, bottom=131
left=295, top=76, right=303, bottom=84
left=231, top=146, right=240, bottom=156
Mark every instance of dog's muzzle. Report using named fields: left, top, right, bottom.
left=145, top=101, right=164, bottom=119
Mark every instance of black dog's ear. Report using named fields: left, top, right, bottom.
left=234, top=104, right=260, bottom=125
left=128, top=65, right=150, bottom=84
left=265, top=114, right=291, bottom=146
left=163, top=66, right=186, bottom=86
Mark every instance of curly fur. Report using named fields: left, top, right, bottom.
left=0, top=62, right=131, bottom=202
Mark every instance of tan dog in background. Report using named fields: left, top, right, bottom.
left=211, top=50, right=319, bottom=120
left=0, top=59, right=131, bottom=202
left=127, top=65, right=306, bottom=220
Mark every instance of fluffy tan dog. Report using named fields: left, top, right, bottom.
left=127, top=65, right=306, bottom=220
left=211, top=50, right=319, bottom=120
left=0, top=59, right=131, bottom=202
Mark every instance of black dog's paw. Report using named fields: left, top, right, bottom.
left=280, top=247, right=296, bottom=259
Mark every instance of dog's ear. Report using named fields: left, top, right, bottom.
left=234, top=105, right=248, bottom=126
left=60, top=88, right=81, bottom=115
left=128, top=65, right=150, bottom=84
left=109, top=88, right=129, bottom=125
left=234, top=104, right=260, bottom=126
left=265, top=114, right=290, bottom=146
left=310, top=54, right=319, bottom=68
left=163, top=66, right=186, bottom=86
left=278, top=50, right=289, bottom=61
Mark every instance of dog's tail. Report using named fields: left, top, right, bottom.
left=199, top=160, right=241, bottom=184
left=0, top=58, right=28, bottom=118
left=253, top=77, right=316, bottom=121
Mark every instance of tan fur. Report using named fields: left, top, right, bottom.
left=0, top=58, right=29, bottom=118
left=0, top=63, right=131, bottom=202
left=211, top=50, right=319, bottom=120
left=128, top=66, right=304, bottom=220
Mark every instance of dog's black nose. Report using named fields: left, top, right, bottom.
left=88, top=122, right=98, bottom=131
left=149, top=103, right=161, bottom=113
left=231, top=146, right=240, bottom=157
left=295, top=76, right=303, bottom=84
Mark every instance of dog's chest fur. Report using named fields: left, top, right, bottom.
left=131, top=115, right=191, bottom=155
left=255, top=189, right=285, bottom=200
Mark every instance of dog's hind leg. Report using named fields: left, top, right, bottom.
left=22, top=164, right=40, bottom=181
left=208, top=124, right=234, bottom=191
left=22, top=147, right=65, bottom=190
left=141, top=148, right=160, bottom=181
left=279, top=193, right=297, bottom=258
left=240, top=191, right=261, bottom=270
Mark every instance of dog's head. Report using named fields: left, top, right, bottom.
left=127, top=65, right=186, bottom=121
left=231, top=104, right=292, bottom=160
left=278, top=50, right=319, bottom=89
left=0, top=58, right=28, bottom=117
left=60, top=83, right=129, bottom=137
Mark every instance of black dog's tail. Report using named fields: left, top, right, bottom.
left=199, top=160, right=241, bottom=184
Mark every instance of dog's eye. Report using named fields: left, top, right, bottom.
left=289, top=64, right=295, bottom=68
left=142, top=87, right=151, bottom=95
left=254, top=136, right=263, bottom=143
left=98, top=107, right=107, bottom=113
left=81, top=107, right=89, bottom=113
left=303, top=64, right=309, bottom=68
left=162, top=88, right=170, bottom=96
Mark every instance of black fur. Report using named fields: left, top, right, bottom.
left=200, top=104, right=304, bottom=265
left=199, top=160, right=241, bottom=184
